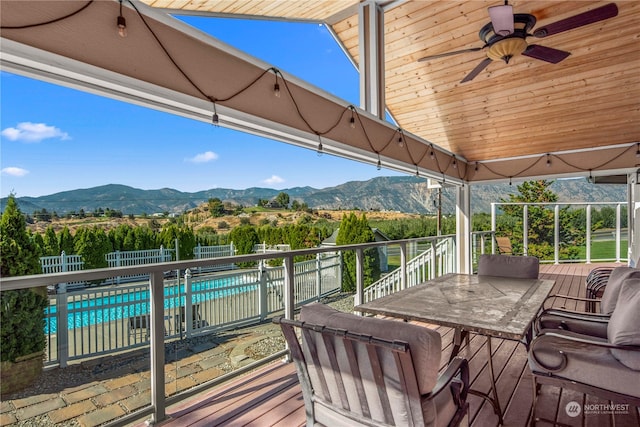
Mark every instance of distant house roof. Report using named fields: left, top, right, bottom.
left=321, top=228, right=390, bottom=246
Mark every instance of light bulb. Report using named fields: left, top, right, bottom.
left=273, top=83, right=280, bottom=98
left=397, top=136, right=404, bottom=148
left=636, top=144, right=640, bottom=158
left=376, top=159, right=381, bottom=170
left=452, top=158, right=457, bottom=169
left=212, top=113, right=219, bottom=125
left=117, top=15, right=127, bottom=38
left=317, top=142, right=323, bottom=157
left=349, top=116, right=356, bottom=129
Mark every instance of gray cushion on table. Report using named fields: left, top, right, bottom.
left=477, top=254, right=539, bottom=279
left=600, top=267, right=640, bottom=315
left=300, top=302, right=442, bottom=395
left=607, top=278, right=640, bottom=370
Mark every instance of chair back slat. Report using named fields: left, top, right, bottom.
left=301, top=327, right=332, bottom=402
left=366, top=344, right=395, bottom=425
left=321, top=332, right=352, bottom=411
left=344, top=338, right=372, bottom=418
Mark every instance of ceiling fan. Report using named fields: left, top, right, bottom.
left=418, top=2, right=618, bottom=83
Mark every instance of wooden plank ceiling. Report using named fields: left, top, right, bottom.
left=144, top=0, right=640, bottom=179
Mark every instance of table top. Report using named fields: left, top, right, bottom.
left=355, top=273, right=555, bottom=340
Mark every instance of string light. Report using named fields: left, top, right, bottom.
left=349, top=108, right=356, bottom=129
left=317, top=140, right=323, bottom=157
left=415, top=167, right=420, bottom=177
left=546, top=154, right=551, bottom=168
left=273, top=83, right=280, bottom=98
left=211, top=102, right=219, bottom=125
left=509, top=177, right=512, bottom=185
left=117, top=0, right=127, bottom=38
left=636, top=143, right=640, bottom=158
left=397, top=129, right=404, bottom=148
left=475, top=162, right=479, bottom=172
left=376, top=156, right=382, bottom=170
left=452, top=156, right=457, bottom=169
left=430, top=145, right=435, bottom=160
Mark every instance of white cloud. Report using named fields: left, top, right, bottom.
left=1, top=122, right=70, bottom=143
left=263, top=175, right=285, bottom=185
left=1, top=167, right=29, bottom=177
left=186, top=151, right=219, bottom=163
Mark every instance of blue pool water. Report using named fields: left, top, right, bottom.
left=45, top=276, right=253, bottom=334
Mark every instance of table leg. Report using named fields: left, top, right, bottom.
left=486, top=336, right=504, bottom=425
left=449, top=328, right=468, bottom=362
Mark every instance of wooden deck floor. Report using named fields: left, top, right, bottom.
left=151, top=263, right=640, bottom=427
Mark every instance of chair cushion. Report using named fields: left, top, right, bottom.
left=301, top=302, right=442, bottom=395
left=600, top=267, right=640, bottom=315
left=529, top=330, right=640, bottom=398
left=477, top=254, right=539, bottom=279
left=607, top=278, right=640, bottom=370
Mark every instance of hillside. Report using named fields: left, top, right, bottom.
left=2, top=176, right=628, bottom=217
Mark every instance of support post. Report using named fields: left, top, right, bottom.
left=399, top=242, right=407, bottom=290
left=354, top=248, right=365, bottom=308
left=554, top=205, right=560, bottom=264
left=586, top=204, right=592, bottom=263
left=358, top=0, right=385, bottom=119
left=456, top=185, right=471, bottom=274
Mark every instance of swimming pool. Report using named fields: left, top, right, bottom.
left=45, top=275, right=256, bottom=334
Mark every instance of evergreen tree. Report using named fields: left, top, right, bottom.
left=43, top=225, right=60, bottom=256
left=0, top=194, right=48, bottom=364
left=336, top=213, right=380, bottom=292
left=499, top=180, right=582, bottom=260
left=229, top=225, right=260, bottom=267
left=58, top=226, right=75, bottom=254
left=74, top=227, right=112, bottom=269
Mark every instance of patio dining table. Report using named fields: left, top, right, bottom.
left=355, top=273, right=556, bottom=425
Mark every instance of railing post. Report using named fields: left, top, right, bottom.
left=354, top=248, right=364, bottom=308
left=115, top=250, right=121, bottom=284
left=523, top=205, right=529, bottom=256
left=586, top=204, right=592, bottom=263
left=430, top=240, right=437, bottom=279
left=491, top=203, right=497, bottom=254
left=554, top=205, right=560, bottom=264
left=184, top=269, right=193, bottom=338
left=315, top=253, right=322, bottom=298
left=399, top=242, right=407, bottom=290
left=615, top=203, right=622, bottom=263
left=258, top=261, right=268, bottom=321
left=283, top=255, right=295, bottom=320
left=56, top=282, right=69, bottom=367
left=149, top=271, right=166, bottom=424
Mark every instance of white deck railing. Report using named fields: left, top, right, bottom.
left=363, top=237, right=455, bottom=302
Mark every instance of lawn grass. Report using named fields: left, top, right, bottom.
left=577, top=239, right=628, bottom=260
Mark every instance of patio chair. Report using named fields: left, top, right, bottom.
left=477, top=254, right=539, bottom=279
left=537, top=267, right=640, bottom=336
left=495, top=236, right=517, bottom=255
left=529, top=278, right=640, bottom=424
left=585, top=258, right=640, bottom=312
left=274, top=302, right=470, bottom=427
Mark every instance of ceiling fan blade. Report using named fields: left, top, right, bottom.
left=418, top=47, right=483, bottom=62
left=461, top=58, right=492, bottom=83
left=523, top=45, right=571, bottom=64
left=533, top=3, right=618, bottom=38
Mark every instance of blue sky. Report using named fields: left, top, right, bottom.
left=1, top=16, right=402, bottom=198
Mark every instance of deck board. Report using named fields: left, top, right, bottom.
left=152, top=263, right=639, bottom=427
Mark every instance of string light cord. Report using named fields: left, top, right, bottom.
left=1, top=1, right=94, bottom=29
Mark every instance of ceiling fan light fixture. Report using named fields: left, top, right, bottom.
left=487, top=37, right=527, bottom=63
left=488, top=2, right=514, bottom=36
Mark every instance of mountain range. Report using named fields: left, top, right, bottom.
left=1, top=176, right=628, bottom=216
